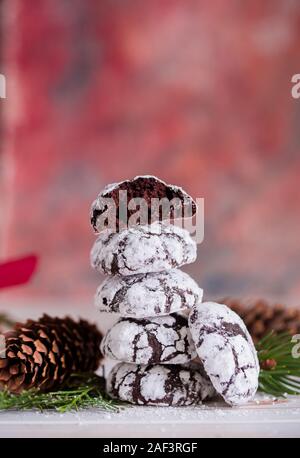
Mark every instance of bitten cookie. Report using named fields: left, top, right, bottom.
left=90, top=175, right=197, bottom=232
left=101, top=314, right=197, bottom=365
left=95, top=269, right=202, bottom=317
left=90, top=222, right=196, bottom=276
left=189, top=302, right=259, bottom=406
left=107, top=363, right=215, bottom=406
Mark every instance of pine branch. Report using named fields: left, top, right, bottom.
left=0, top=373, right=124, bottom=413
left=257, top=332, right=300, bottom=397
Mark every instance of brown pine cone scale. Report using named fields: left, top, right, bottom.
left=0, top=315, right=103, bottom=393
left=222, top=298, right=300, bottom=344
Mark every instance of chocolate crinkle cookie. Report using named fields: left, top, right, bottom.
left=90, top=222, right=196, bottom=276
left=95, top=269, right=202, bottom=317
left=189, top=302, right=259, bottom=406
left=101, top=314, right=197, bottom=365
left=90, top=175, right=197, bottom=232
left=183, top=360, right=218, bottom=399
left=107, top=363, right=215, bottom=406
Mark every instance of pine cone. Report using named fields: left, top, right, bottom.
left=0, top=315, right=103, bottom=393
left=222, top=298, right=300, bottom=344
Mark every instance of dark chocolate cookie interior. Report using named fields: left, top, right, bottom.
left=91, top=176, right=196, bottom=231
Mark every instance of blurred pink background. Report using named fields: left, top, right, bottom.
left=0, top=0, right=300, bottom=307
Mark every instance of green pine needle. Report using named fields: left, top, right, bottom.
left=257, top=332, right=300, bottom=397
left=0, top=373, right=124, bottom=413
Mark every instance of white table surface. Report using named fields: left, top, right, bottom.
left=0, top=395, right=300, bottom=438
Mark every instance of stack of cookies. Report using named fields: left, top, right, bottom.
left=90, top=176, right=260, bottom=407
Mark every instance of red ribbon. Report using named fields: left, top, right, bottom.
left=0, top=255, right=38, bottom=289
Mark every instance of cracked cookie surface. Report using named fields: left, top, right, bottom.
left=189, top=302, right=259, bottom=406
left=95, top=269, right=202, bottom=317
left=90, top=222, right=196, bottom=276
left=107, top=363, right=215, bottom=406
left=101, top=314, right=197, bottom=364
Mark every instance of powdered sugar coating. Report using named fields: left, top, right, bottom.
left=189, top=302, right=259, bottom=406
left=107, top=363, right=215, bottom=406
left=101, top=314, right=197, bottom=365
left=90, top=222, right=197, bottom=276
left=95, top=269, right=202, bottom=317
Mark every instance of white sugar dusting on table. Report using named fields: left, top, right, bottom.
left=1, top=394, right=300, bottom=438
